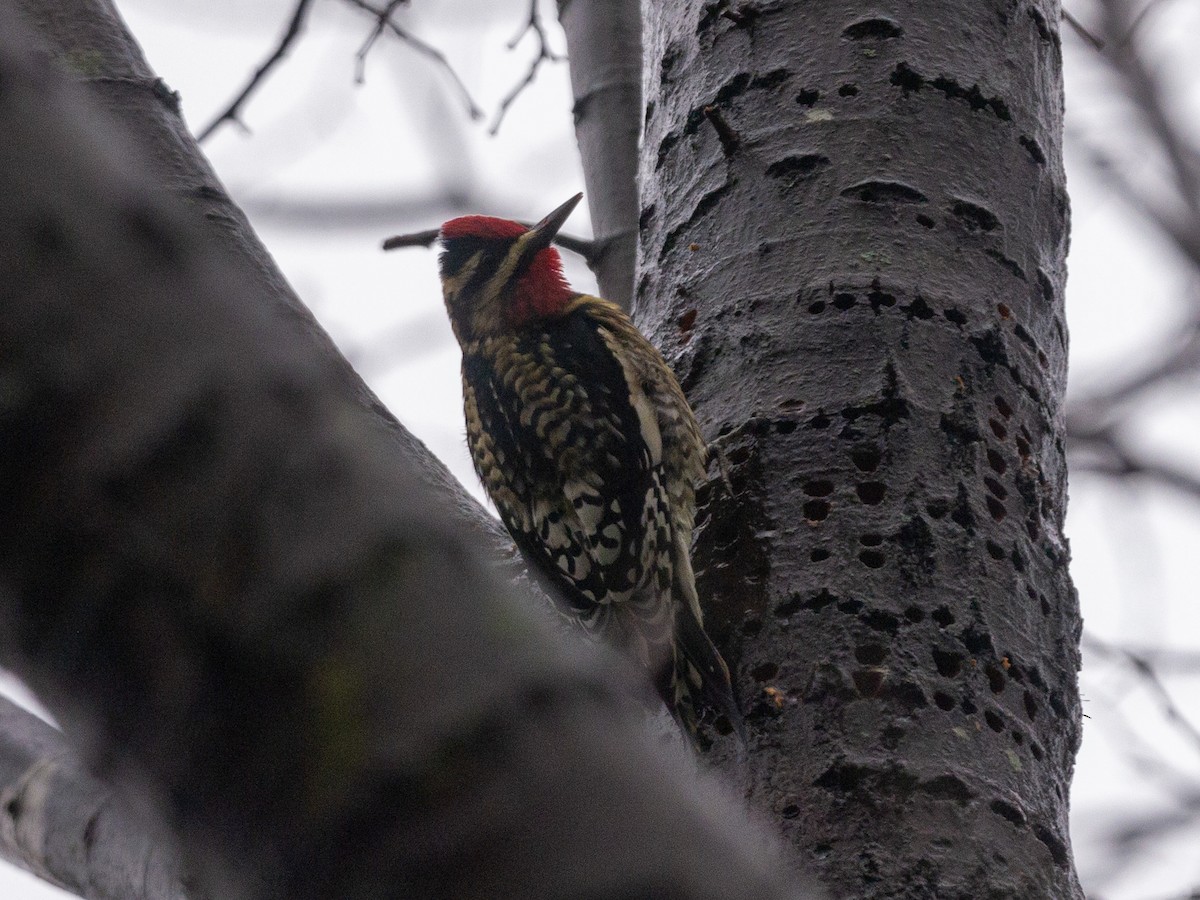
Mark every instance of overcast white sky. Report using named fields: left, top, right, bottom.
left=5, top=1, right=1200, bottom=897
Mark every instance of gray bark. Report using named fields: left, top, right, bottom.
left=0, top=4, right=813, bottom=899
left=558, top=0, right=642, bottom=308
left=638, top=1, right=1082, bottom=897
left=0, top=697, right=195, bottom=900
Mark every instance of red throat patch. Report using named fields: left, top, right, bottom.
left=507, top=247, right=573, bottom=327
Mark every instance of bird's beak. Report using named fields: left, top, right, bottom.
left=525, top=193, right=583, bottom=252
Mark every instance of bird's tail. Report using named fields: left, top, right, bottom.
left=665, top=598, right=746, bottom=747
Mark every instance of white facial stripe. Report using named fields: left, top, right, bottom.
left=480, top=230, right=538, bottom=307
left=442, top=250, right=483, bottom=301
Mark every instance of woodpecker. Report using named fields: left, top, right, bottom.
left=435, top=193, right=741, bottom=744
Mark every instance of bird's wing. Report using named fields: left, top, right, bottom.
left=463, top=313, right=671, bottom=632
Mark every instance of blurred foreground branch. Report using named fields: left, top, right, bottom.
left=0, top=3, right=816, bottom=898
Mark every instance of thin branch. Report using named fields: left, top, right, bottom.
left=1085, top=631, right=1200, bottom=761
left=1096, top=0, right=1200, bottom=221
left=1076, top=137, right=1200, bottom=282
left=382, top=224, right=598, bottom=263
left=1061, top=8, right=1103, bottom=50
left=489, top=0, right=563, bottom=135
left=1062, top=0, right=1172, bottom=51
left=196, top=0, right=315, bottom=142
left=343, top=0, right=483, bottom=120
left=1070, top=425, right=1200, bottom=505
left=1067, top=316, right=1200, bottom=428
left=353, top=0, right=406, bottom=83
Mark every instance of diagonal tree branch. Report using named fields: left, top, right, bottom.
left=196, top=0, right=315, bottom=142
left=0, top=697, right=198, bottom=900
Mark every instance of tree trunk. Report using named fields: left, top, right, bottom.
left=558, top=0, right=642, bottom=309
left=638, top=1, right=1082, bottom=896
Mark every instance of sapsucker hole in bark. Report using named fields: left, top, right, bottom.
left=1024, top=691, right=1039, bottom=721
left=902, top=295, right=936, bottom=319
left=856, top=482, right=886, bottom=505
left=986, top=495, right=1007, bottom=522
left=961, top=628, right=994, bottom=656
left=751, top=661, right=779, bottom=682
left=861, top=609, right=899, bottom=634
left=851, top=446, right=882, bottom=472
left=990, top=800, right=1026, bottom=827
left=933, top=649, right=963, bottom=677
left=858, top=549, right=884, bottom=568
left=985, top=665, right=1006, bottom=694
left=950, top=199, right=1000, bottom=232
left=842, top=17, right=904, bottom=40
left=868, top=289, right=896, bottom=313
left=803, top=499, right=831, bottom=521
left=855, top=643, right=887, bottom=665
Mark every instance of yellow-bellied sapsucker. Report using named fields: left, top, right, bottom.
left=435, top=193, right=741, bottom=744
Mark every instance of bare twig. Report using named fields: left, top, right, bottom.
left=1061, top=8, right=1103, bottom=50
left=353, top=0, right=406, bottom=82
left=1096, top=0, right=1200, bottom=221
left=1085, top=631, right=1200, bottom=759
left=1070, top=424, right=1200, bottom=505
left=197, top=0, right=315, bottom=142
left=1062, top=0, right=1172, bottom=51
left=381, top=228, right=441, bottom=250
left=343, top=0, right=483, bottom=120
left=1067, top=316, right=1200, bottom=429
left=382, top=223, right=598, bottom=263
left=489, top=0, right=563, bottom=135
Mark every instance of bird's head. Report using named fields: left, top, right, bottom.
left=438, top=193, right=582, bottom=342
